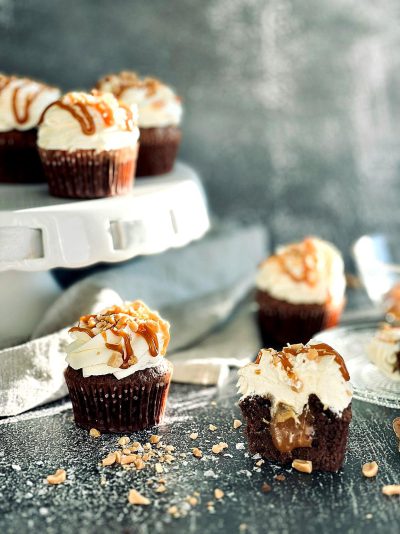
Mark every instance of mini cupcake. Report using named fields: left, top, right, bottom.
left=368, top=325, right=400, bottom=381
left=64, top=300, right=172, bottom=433
left=256, top=237, right=346, bottom=346
left=38, top=90, right=139, bottom=198
left=0, top=74, right=60, bottom=183
left=96, top=71, right=182, bottom=177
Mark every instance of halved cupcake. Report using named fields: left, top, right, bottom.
left=256, top=237, right=346, bottom=346
left=0, top=74, right=60, bottom=183
left=38, top=90, right=139, bottom=198
left=238, top=342, right=352, bottom=472
left=64, top=300, right=172, bottom=433
left=96, top=71, right=182, bottom=177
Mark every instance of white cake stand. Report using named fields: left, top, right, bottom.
left=0, top=162, right=210, bottom=346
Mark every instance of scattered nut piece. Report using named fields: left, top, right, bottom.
left=382, top=485, right=400, bottom=496
left=209, top=424, right=217, bottom=431
left=118, top=436, right=130, bottom=446
left=115, top=451, right=122, bottom=464
left=155, top=484, right=167, bottom=493
left=167, top=505, right=179, bottom=517
left=128, top=489, right=150, bottom=505
left=120, top=455, right=137, bottom=465
left=261, top=482, right=271, bottom=493
left=150, top=435, right=160, bottom=444
left=256, top=459, right=265, bottom=467
left=89, top=428, right=101, bottom=438
left=393, top=417, right=400, bottom=438
left=46, top=469, right=66, bottom=485
left=362, top=461, right=378, bottom=478
left=155, top=462, right=163, bottom=474
left=211, top=442, right=228, bottom=454
left=233, top=419, right=242, bottom=429
left=189, top=432, right=198, bottom=440
left=186, top=496, right=198, bottom=506
left=134, top=459, right=145, bottom=470
left=292, top=459, right=313, bottom=474
left=274, top=473, right=286, bottom=481
left=214, top=488, right=224, bottom=500
left=102, top=453, right=117, bottom=467
left=255, top=369, right=261, bottom=375
left=192, top=448, right=203, bottom=458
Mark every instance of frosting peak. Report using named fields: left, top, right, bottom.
left=38, top=90, right=140, bottom=151
left=256, top=237, right=346, bottom=305
left=0, top=74, right=60, bottom=132
left=96, top=71, right=182, bottom=128
left=66, top=301, right=170, bottom=380
left=238, top=342, right=352, bottom=416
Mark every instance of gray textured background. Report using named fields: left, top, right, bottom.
left=1, top=0, right=400, bottom=261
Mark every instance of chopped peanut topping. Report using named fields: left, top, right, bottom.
left=118, top=436, right=130, bottom=446
left=214, top=488, right=224, bottom=500
left=150, top=435, right=160, bottom=444
left=211, top=442, right=228, bottom=454
left=192, top=448, right=203, bottom=458
left=292, top=459, right=313, bottom=473
left=155, top=484, right=167, bottom=493
left=89, top=428, right=101, bottom=438
left=46, top=469, right=66, bottom=485
left=209, top=424, right=217, bottom=431
left=362, top=461, right=378, bottom=478
left=128, top=489, right=150, bottom=505
left=189, top=432, right=198, bottom=440
left=120, top=455, right=137, bottom=465
left=155, top=462, right=163, bottom=474
left=102, top=453, right=117, bottom=466
left=186, top=496, right=198, bottom=506
left=382, top=485, right=400, bottom=496
left=233, top=419, right=242, bottom=429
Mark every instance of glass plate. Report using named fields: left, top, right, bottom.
left=314, top=321, right=400, bottom=408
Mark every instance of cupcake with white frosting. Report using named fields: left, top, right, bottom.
left=368, top=325, right=400, bottom=381
left=96, top=71, right=182, bottom=177
left=64, top=300, right=172, bottom=433
left=0, top=74, right=60, bottom=183
left=256, top=237, right=346, bottom=346
left=38, top=90, right=139, bottom=198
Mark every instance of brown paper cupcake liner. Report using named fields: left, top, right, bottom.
left=64, top=363, right=172, bottom=433
left=256, top=289, right=344, bottom=347
left=0, top=129, right=45, bottom=183
left=136, top=126, right=181, bottom=177
left=39, top=145, right=138, bottom=199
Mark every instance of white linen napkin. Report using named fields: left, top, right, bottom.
left=0, top=223, right=267, bottom=416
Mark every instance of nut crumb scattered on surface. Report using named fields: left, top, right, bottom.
left=211, top=442, right=228, bottom=454
left=292, top=459, right=313, bottom=474
left=211, top=401, right=217, bottom=406
left=128, top=488, right=150, bottom=505
left=118, top=436, right=130, bottom=446
left=150, top=435, right=160, bottom=444
left=102, top=453, right=117, bottom=467
left=274, top=474, right=286, bottom=481
left=233, top=419, right=242, bottom=429
left=393, top=417, right=400, bottom=438
left=209, top=424, right=217, bottom=431
left=155, top=484, right=167, bottom=493
left=256, top=459, right=265, bottom=467
left=189, top=432, right=198, bottom=440
left=214, top=488, right=224, bottom=500
left=192, top=448, right=203, bottom=458
left=89, top=428, right=101, bottom=438
left=239, top=524, right=248, bottom=532
left=186, top=496, right=198, bottom=506
left=261, top=482, right=271, bottom=493
left=155, top=462, right=163, bottom=474
left=167, top=505, right=179, bottom=517
left=382, top=484, right=400, bottom=496
left=46, top=469, right=66, bottom=485
left=362, top=461, right=378, bottom=478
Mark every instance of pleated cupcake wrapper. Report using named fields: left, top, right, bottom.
left=136, top=126, right=181, bottom=177
left=39, top=146, right=138, bottom=199
left=65, top=367, right=171, bottom=433
left=256, top=290, right=344, bottom=347
left=0, top=129, right=45, bottom=183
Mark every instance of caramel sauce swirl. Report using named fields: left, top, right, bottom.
left=272, top=237, right=319, bottom=287
left=97, top=71, right=162, bottom=99
left=69, top=326, right=95, bottom=338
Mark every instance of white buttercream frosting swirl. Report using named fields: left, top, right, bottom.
left=237, top=342, right=352, bottom=416
left=368, top=326, right=400, bottom=381
left=0, top=74, right=60, bottom=132
left=97, top=71, right=182, bottom=128
left=66, top=300, right=170, bottom=380
left=38, top=91, right=139, bottom=151
left=256, top=237, right=346, bottom=305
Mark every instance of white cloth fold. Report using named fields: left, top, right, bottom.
left=0, top=223, right=267, bottom=416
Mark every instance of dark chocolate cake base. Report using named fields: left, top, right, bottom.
left=239, top=394, right=352, bottom=472
left=64, top=363, right=172, bottom=433
left=0, top=129, right=45, bottom=183
left=256, top=289, right=343, bottom=347
left=39, top=146, right=137, bottom=199
left=136, top=126, right=181, bottom=177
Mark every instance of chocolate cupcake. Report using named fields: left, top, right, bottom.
left=256, top=237, right=346, bottom=347
left=38, top=91, right=139, bottom=198
left=238, top=342, right=352, bottom=472
left=0, top=74, right=60, bottom=183
left=64, top=300, right=172, bottom=433
left=96, top=71, right=182, bottom=177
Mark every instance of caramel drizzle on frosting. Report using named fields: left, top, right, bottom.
left=45, top=90, right=134, bottom=135
left=256, top=342, right=350, bottom=382
left=68, top=300, right=170, bottom=370
left=97, top=71, right=164, bottom=99
left=271, top=237, right=319, bottom=287
left=0, top=74, right=57, bottom=125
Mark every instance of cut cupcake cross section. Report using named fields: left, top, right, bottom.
left=238, top=342, right=352, bottom=472
left=66, top=300, right=170, bottom=380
